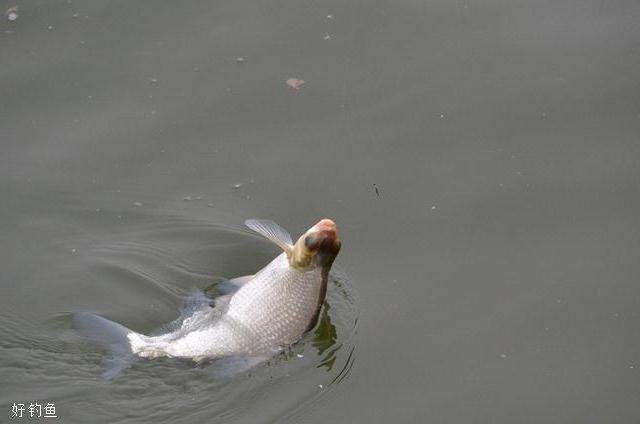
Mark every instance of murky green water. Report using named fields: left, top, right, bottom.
left=2, top=0, right=640, bottom=422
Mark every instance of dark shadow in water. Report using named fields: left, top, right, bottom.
left=313, top=303, right=340, bottom=371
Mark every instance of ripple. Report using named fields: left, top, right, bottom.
left=5, top=215, right=360, bottom=423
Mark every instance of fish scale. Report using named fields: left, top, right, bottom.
left=149, top=253, right=323, bottom=358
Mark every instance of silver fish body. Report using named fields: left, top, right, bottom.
left=129, top=252, right=325, bottom=359
left=73, top=218, right=342, bottom=375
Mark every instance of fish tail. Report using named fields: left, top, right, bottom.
left=72, top=312, right=141, bottom=379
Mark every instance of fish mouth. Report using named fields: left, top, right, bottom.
left=305, top=219, right=341, bottom=266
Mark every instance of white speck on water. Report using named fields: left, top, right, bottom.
left=318, top=384, right=324, bottom=389
left=439, top=113, right=445, bottom=119
left=431, top=205, right=436, bottom=210
left=47, top=25, right=54, bottom=30
left=150, top=78, right=158, bottom=84
left=232, top=183, right=243, bottom=189
left=6, top=6, right=18, bottom=21
left=134, top=202, right=142, bottom=207
left=207, top=203, right=214, bottom=208
left=71, top=248, right=77, bottom=253
left=326, top=14, right=334, bottom=19
left=236, top=57, right=245, bottom=63
left=324, top=34, right=332, bottom=40
left=72, top=12, right=80, bottom=18
left=87, top=95, right=93, bottom=100
left=296, top=354, right=304, bottom=358
left=183, top=196, right=192, bottom=201
left=500, top=354, right=507, bottom=359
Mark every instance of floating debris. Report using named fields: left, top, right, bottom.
left=47, top=25, right=54, bottom=30
left=183, top=196, right=192, bottom=201
left=133, top=201, right=143, bottom=207
left=207, top=203, right=214, bottom=208
left=72, top=12, right=80, bottom=18
left=499, top=353, right=507, bottom=359
left=326, top=14, right=334, bottom=19
left=232, top=183, right=243, bottom=189
left=431, top=205, right=436, bottom=210
left=71, top=248, right=77, bottom=253
left=236, top=57, right=245, bottom=64
left=296, top=353, right=304, bottom=358
left=318, top=384, right=324, bottom=389
left=373, top=183, right=380, bottom=197
left=286, top=78, right=305, bottom=90
left=150, top=78, right=158, bottom=84
left=323, top=34, right=332, bottom=40
left=5, top=6, right=18, bottom=21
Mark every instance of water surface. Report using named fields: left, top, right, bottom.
left=2, top=0, right=640, bottom=422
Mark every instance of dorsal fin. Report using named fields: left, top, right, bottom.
left=245, top=219, right=293, bottom=254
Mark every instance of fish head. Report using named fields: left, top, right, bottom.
left=290, top=219, right=341, bottom=271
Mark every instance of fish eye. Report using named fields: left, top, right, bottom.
left=304, top=234, right=317, bottom=249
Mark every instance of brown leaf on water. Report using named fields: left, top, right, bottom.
left=286, top=78, right=305, bottom=90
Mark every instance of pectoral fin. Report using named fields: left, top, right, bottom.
left=245, top=219, right=293, bottom=255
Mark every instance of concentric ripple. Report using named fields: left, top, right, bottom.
left=2, top=215, right=360, bottom=423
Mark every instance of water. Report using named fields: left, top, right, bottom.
left=2, top=0, right=640, bottom=422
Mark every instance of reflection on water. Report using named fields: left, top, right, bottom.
left=313, top=304, right=338, bottom=366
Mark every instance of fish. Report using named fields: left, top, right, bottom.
left=72, top=218, right=341, bottom=378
